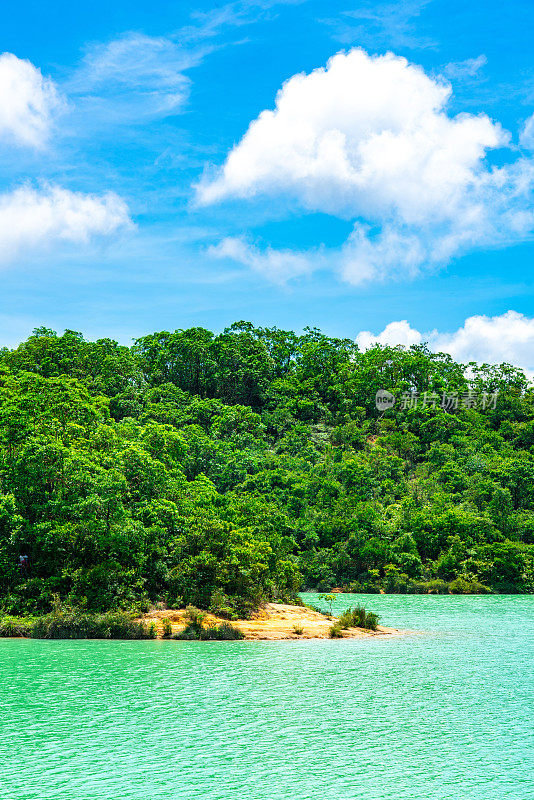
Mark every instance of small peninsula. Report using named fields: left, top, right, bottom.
left=141, top=603, right=400, bottom=640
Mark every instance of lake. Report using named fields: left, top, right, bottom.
left=1, top=594, right=533, bottom=800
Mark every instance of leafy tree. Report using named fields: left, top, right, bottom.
left=0, top=322, right=533, bottom=615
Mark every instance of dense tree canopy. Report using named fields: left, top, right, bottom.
left=0, top=323, right=533, bottom=616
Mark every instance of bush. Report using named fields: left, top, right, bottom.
left=174, top=625, right=200, bottom=641
left=0, top=615, right=35, bottom=637
left=208, top=588, right=234, bottom=619
left=172, top=605, right=244, bottom=640
left=30, top=607, right=153, bottom=639
left=337, top=605, right=380, bottom=631
left=174, top=619, right=244, bottom=641
left=345, top=581, right=365, bottom=593
left=449, top=577, right=491, bottom=595
left=363, top=612, right=380, bottom=631
left=201, top=622, right=244, bottom=640
left=408, top=579, right=450, bottom=594
left=292, top=625, right=304, bottom=635
left=161, top=618, right=173, bottom=637
left=329, top=623, right=344, bottom=638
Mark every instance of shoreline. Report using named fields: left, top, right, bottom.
left=0, top=603, right=406, bottom=641
left=140, top=603, right=402, bottom=640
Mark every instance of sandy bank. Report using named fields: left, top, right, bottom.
left=141, top=602, right=401, bottom=640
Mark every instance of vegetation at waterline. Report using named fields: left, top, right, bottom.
left=174, top=606, right=244, bottom=640
left=0, top=322, right=533, bottom=620
left=329, top=605, right=380, bottom=637
left=0, top=614, right=35, bottom=637
left=0, top=603, right=154, bottom=639
left=339, top=606, right=380, bottom=631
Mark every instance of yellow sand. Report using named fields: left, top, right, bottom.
left=141, top=602, right=400, bottom=640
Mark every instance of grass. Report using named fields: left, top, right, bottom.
left=30, top=608, right=155, bottom=639
left=0, top=615, right=35, bottom=637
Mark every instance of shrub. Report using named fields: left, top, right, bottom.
left=0, top=615, right=35, bottom=637
left=208, top=589, right=234, bottom=619
left=449, top=577, right=491, bottom=595
left=165, top=596, right=184, bottom=610
left=174, top=605, right=208, bottom=639
left=329, top=623, right=344, bottom=638
left=161, top=618, right=173, bottom=637
left=174, top=626, right=200, bottom=641
left=30, top=607, right=153, bottom=639
left=201, top=622, right=244, bottom=640
left=292, top=625, right=304, bottom=635
left=306, top=601, right=333, bottom=617
left=345, top=581, right=364, bottom=593
left=363, top=611, right=380, bottom=631
left=337, top=605, right=380, bottom=631
left=175, top=620, right=244, bottom=640
left=185, top=606, right=206, bottom=629
left=424, top=579, right=450, bottom=594
left=319, top=593, right=336, bottom=614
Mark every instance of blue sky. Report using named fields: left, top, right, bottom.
left=1, top=0, right=534, bottom=369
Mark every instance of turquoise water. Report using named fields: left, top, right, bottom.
left=1, top=595, right=533, bottom=800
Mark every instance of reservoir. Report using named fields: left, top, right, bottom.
left=1, top=594, right=533, bottom=799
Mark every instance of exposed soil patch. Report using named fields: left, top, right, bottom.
left=141, top=603, right=401, bottom=640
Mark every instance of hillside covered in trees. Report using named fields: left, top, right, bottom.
left=0, top=322, right=533, bottom=617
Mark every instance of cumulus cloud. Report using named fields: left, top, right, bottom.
left=356, top=319, right=423, bottom=350
left=208, top=236, right=311, bottom=282
left=0, top=52, right=63, bottom=147
left=356, top=311, right=534, bottom=376
left=198, top=48, right=534, bottom=284
left=0, top=184, right=132, bottom=264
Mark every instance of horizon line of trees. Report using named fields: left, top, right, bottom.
left=0, top=322, right=532, bottom=616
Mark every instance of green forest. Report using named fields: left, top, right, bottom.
left=1, top=322, right=533, bottom=618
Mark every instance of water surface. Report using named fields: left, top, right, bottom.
left=1, top=594, right=533, bottom=800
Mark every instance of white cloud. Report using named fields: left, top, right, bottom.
left=443, top=55, right=487, bottom=80
left=322, top=0, right=436, bottom=51
left=198, top=48, right=506, bottom=214
left=0, top=184, right=132, bottom=264
left=356, top=311, right=534, bottom=376
left=208, top=236, right=311, bottom=282
left=432, top=311, right=534, bottom=368
left=520, top=114, right=534, bottom=150
left=356, top=319, right=423, bottom=350
left=184, top=0, right=306, bottom=41
left=69, top=33, right=198, bottom=123
left=198, top=48, right=534, bottom=284
left=0, top=52, right=63, bottom=147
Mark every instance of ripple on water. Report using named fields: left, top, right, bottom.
left=1, top=595, right=533, bottom=800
